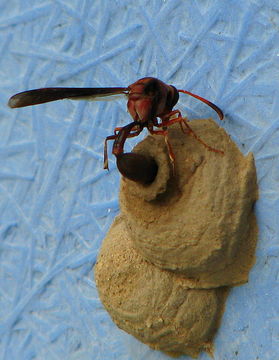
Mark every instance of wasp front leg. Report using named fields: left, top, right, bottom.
left=103, top=122, right=141, bottom=170
left=104, top=134, right=118, bottom=170
left=105, top=122, right=158, bottom=184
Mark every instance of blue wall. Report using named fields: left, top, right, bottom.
left=0, top=1, right=278, bottom=359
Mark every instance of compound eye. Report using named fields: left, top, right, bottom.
left=167, top=86, right=179, bottom=110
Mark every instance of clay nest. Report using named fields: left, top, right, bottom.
left=95, top=119, right=258, bottom=358
left=120, top=119, right=258, bottom=287
left=95, top=216, right=228, bottom=358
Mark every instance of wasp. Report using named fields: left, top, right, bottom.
left=8, top=77, right=223, bottom=183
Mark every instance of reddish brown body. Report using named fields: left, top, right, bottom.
left=127, top=77, right=178, bottom=123
left=8, top=77, right=224, bottom=183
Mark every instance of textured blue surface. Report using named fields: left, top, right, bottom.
left=0, top=1, right=278, bottom=359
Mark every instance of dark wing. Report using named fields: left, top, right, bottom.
left=8, top=87, right=128, bottom=108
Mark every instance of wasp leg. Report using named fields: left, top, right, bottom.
left=158, top=115, right=224, bottom=155
left=149, top=127, right=176, bottom=171
left=104, top=122, right=142, bottom=170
